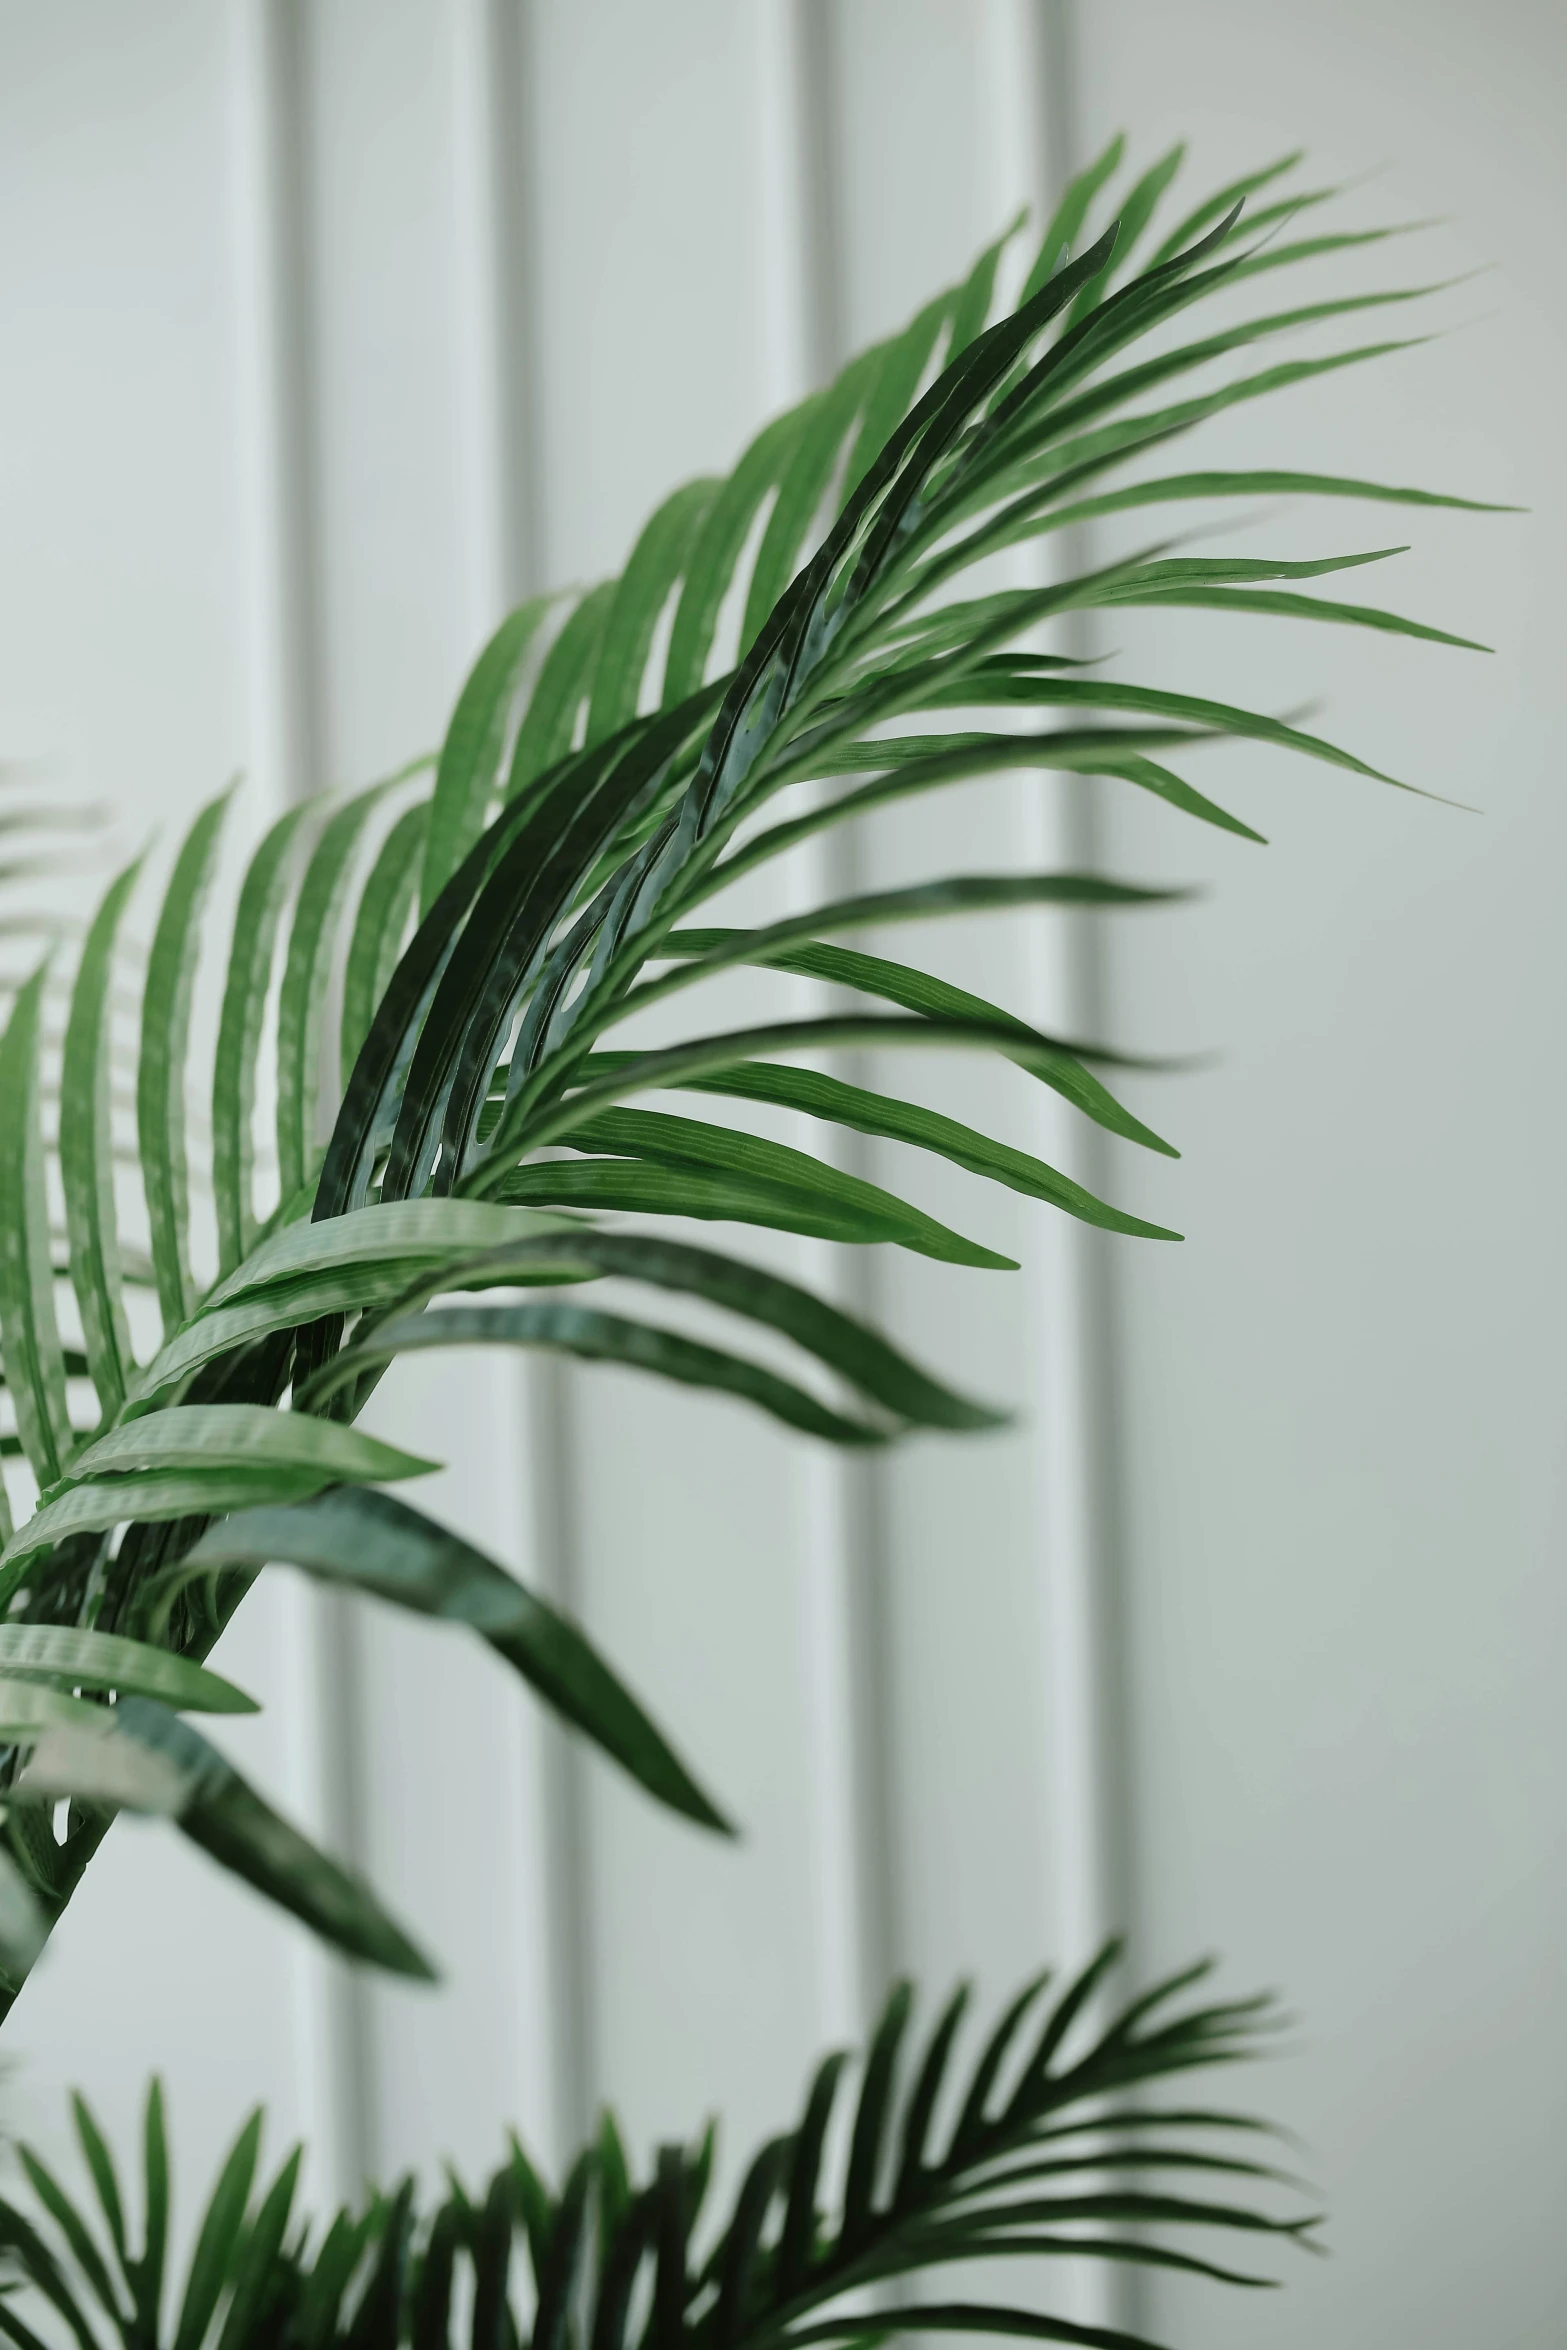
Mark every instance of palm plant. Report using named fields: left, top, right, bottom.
left=0, top=136, right=1489, bottom=2345
left=0, top=1952, right=1310, bottom=2350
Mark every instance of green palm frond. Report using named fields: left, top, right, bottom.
left=0, top=1954, right=1312, bottom=2350
left=0, top=141, right=1494, bottom=1995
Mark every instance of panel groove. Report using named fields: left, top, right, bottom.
left=228, top=0, right=370, bottom=2206
left=756, top=0, right=898, bottom=2051
left=491, top=0, right=599, bottom=2167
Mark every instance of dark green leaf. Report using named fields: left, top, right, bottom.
left=895, top=1984, right=971, bottom=2204
left=306, top=1299, right=893, bottom=1449
left=303, top=1228, right=1007, bottom=1433
left=516, top=1012, right=1172, bottom=1168
left=506, top=1119, right=1019, bottom=1265
left=779, top=2051, right=848, bottom=2296
left=531, top=2153, right=596, bottom=2350
left=344, top=2178, right=413, bottom=2350
left=113, top=1698, right=436, bottom=1980
left=172, top=2109, right=261, bottom=2350
left=136, top=2080, right=169, bottom=2346
left=181, top=1485, right=731, bottom=1833
left=70, top=2093, right=128, bottom=2278
left=18, top=2147, right=128, bottom=2333
left=843, top=1982, right=913, bottom=2246
left=216, top=2145, right=302, bottom=2350
left=617, top=1060, right=1178, bottom=1240
left=0, top=2197, right=101, bottom=2350
left=409, top=2202, right=461, bottom=2350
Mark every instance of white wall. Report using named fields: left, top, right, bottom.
left=0, top=4, right=1561, bottom=2343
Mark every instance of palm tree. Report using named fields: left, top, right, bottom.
left=0, top=140, right=1489, bottom=2347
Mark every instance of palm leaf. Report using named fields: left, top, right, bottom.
left=0, top=960, right=74, bottom=1493
left=137, top=788, right=231, bottom=1332
left=0, top=144, right=1488, bottom=1991
left=60, top=859, right=143, bottom=1418
left=0, top=1957, right=1309, bottom=2350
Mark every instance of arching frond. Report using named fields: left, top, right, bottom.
left=0, top=1955, right=1311, bottom=2350
left=0, top=142, right=1492, bottom=1999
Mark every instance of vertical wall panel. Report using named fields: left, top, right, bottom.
left=1075, top=5, right=1567, bottom=2343
left=295, top=0, right=561, bottom=2189
left=520, top=0, right=849, bottom=2179
left=821, top=0, right=1097, bottom=2014
left=0, top=8, right=1561, bottom=2339
left=0, top=0, right=325, bottom=2224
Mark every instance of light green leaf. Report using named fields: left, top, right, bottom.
left=342, top=803, right=428, bottom=1078
left=1146, top=149, right=1304, bottom=268
left=276, top=782, right=394, bottom=1203
left=742, top=350, right=879, bottom=651
left=138, top=787, right=232, bottom=1332
left=421, top=596, right=556, bottom=915
left=505, top=585, right=616, bottom=803
left=0, top=1471, right=330, bottom=1582
left=664, top=409, right=807, bottom=705
left=0, top=1409, right=437, bottom=1581
left=212, top=803, right=315, bottom=1278
left=844, top=294, right=952, bottom=493
left=200, top=1199, right=582, bottom=1315
left=63, top=1403, right=436, bottom=1492
left=0, top=958, right=73, bottom=1489
left=1020, top=131, right=1124, bottom=299
left=60, top=858, right=142, bottom=1419
left=0, top=1851, right=48, bottom=1983
left=0, top=1623, right=256, bottom=1713
left=588, top=480, right=720, bottom=744
left=11, top=1720, right=189, bottom=1813
left=0, top=1682, right=116, bottom=1739
left=1067, top=140, right=1186, bottom=324
left=1093, top=578, right=1490, bottom=651
left=947, top=221, right=1019, bottom=360
left=133, top=1261, right=495, bottom=1413
left=1046, top=467, right=1515, bottom=533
